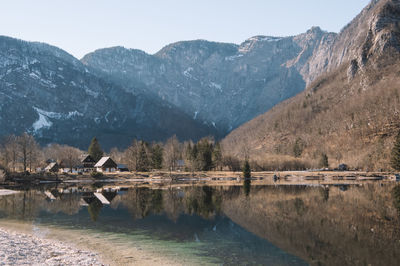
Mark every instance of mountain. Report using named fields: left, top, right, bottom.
left=0, top=36, right=215, bottom=149
left=82, top=28, right=334, bottom=132
left=222, top=0, right=400, bottom=170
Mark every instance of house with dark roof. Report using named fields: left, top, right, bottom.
left=80, top=154, right=96, bottom=171
left=44, top=162, right=59, bottom=173
left=94, top=157, right=117, bottom=172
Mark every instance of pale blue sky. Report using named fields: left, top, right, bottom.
left=0, top=0, right=371, bottom=58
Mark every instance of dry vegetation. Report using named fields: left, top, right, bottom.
left=223, top=52, right=400, bottom=171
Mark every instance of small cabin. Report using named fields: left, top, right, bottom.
left=94, top=157, right=117, bottom=172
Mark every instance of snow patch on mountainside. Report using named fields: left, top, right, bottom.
left=32, top=112, right=52, bottom=132
left=32, top=107, right=84, bottom=132
left=183, top=67, right=197, bottom=80
left=225, top=54, right=243, bottom=61
left=210, top=82, right=222, bottom=92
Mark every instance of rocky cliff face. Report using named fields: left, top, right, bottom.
left=222, top=0, right=400, bottom=171
left=82, top=29, right=333, bottom=132
left=0, top=36, right=215, bottom=149
left=306, top=0, right=400, bottom=82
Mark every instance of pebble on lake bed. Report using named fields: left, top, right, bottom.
left=0, top=228, right=103, bottom=265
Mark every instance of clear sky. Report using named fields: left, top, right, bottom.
left=0, top=0, right=371, bottom=59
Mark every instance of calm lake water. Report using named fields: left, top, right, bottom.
left=1, top=181, right=400, bottom=265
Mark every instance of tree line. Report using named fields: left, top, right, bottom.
left=0, top=133, right=243, bottom=173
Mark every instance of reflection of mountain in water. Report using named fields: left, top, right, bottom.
left=0, top=184, right=400, bottom=265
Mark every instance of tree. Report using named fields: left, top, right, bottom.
left=391, top=131, right=400, bottom=171
left=124, top=139, right=141, bottom=171
left=163, top=135, right=181, bottom=171
left=184, top=141, right=198, bottom=172
left=60, top=145, right=82, bottom=173
left=124, top=140, right=152, bottom=172
left=320, top=153, right=329, bottom=168
left=242, top=160, right=251, bottom=179
left=197, top=138, right=213, bottom=171
left=212, top=142, right=223, bottom=171
left=293, top=138, right=305, bottom=158
left=223, top=155, right=241, bottom=172
left=136, top=142, right=150, bottom=172
left=1, top=135, right=19, bottom=172
left=88, top=137, right=103, bottom=162
left=151, top=143, right=163, bottom=170
left=17, top=133, right=40, bottom=172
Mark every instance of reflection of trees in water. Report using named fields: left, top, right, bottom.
left=114, top=188, right=165, bottom=220
left=0, top=191, right=82, bottom=220
left=320, top=187, right=329, bottom=202
left=221, top=183, right=400, bottom=266
left=184, top=186, right=222, bottom=219
left=114, top=186, right=225, bottom=220
left=393, top=185, right=400, bottom=215
left=88, top=199, right=103, bottom=222
left=243, top=179, right=251, bottom=197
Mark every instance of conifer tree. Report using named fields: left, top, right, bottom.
left=151, top=143, right=163, bottom=170
left=391, top=131, right=400, bottom=171
left=242, top=160, right=251, bottom=179
left=88, top=137, right=103, bottom=162
left=212, top=142, right=223, bottom=171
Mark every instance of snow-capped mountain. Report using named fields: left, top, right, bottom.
left=0, top=36, right=215, bottom=149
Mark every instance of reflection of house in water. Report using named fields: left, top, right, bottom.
left=95, top=157, right=118, bottom=172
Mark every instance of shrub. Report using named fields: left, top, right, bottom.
left=91, top=171, right=104, bottom=179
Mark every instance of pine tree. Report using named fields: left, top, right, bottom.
left=242, top=160, right=251, bottom=179
left=88, top=137, right=103, bottom=162
left=137, top=142, right=150, bottom=172
left=151, top=143, right=163, bottom=170
left=212, top=142, right=223, bottom=171
left=391, top=131, right=400, bottom=171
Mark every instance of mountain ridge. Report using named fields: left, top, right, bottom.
left=82, top=26, right=335, bottom=133
left=222, top=0, right=400, bottom=170
left=0, top=35, right=216, bottom=149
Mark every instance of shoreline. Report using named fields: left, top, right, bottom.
left=0, top=220, right=191, bottom=266
left=0, top=226, right=102, bottom=265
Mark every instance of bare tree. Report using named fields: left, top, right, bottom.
left=109, top=147, right=124, bottom=164
left=17, top=133, right=42, bottom=172
left=43, top=143, right=63, bottom=163
left=124, top=140, right=151, bottom=171
left=163, top=135, right=181, bottom=171
left=60, top=145, right=82, bottom=173
left=124, top=139, right=141, bottom=171
left=3, top=135, right=19, bottom=172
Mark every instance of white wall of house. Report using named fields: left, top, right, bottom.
left=96, top=167, right=116, bottom=173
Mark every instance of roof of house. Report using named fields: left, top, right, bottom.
left=80, top=154, right=96, bottom=163
left=45, top=162, right=58, bottom=170
left=94, top=157, right=117, bottom=167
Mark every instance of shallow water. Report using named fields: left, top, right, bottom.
left=0, top=181, right=400, bottom=265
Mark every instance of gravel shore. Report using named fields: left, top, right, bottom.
left=0, top=228, right=103, bottom=265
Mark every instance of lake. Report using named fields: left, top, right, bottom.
left=0, top=181, right=399, bottom=265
